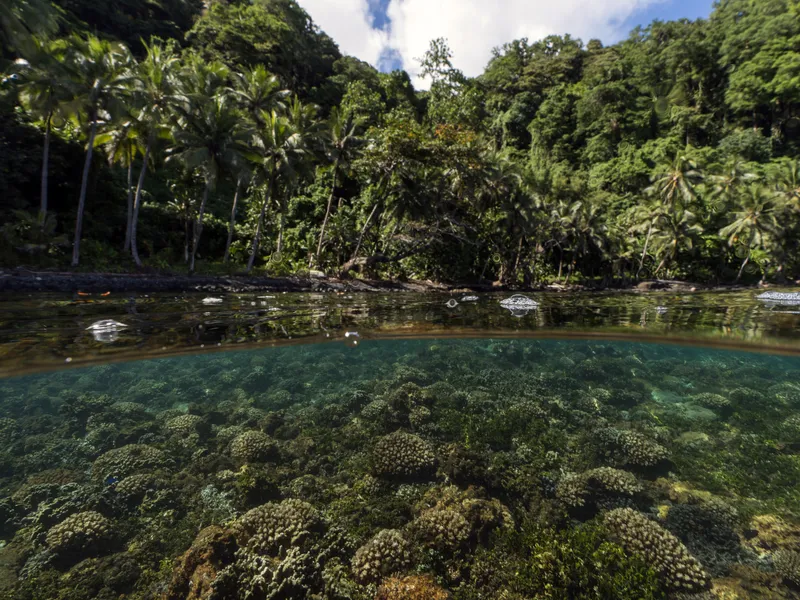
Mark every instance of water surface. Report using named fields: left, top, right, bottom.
left=1, top=290, right=800, bottom=599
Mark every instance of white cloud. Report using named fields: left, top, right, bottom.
left=388, top=0, right=662, bottom=88
left=297, top=0, right=664, bottom=89
left=297, top=0, right=389, bottom=67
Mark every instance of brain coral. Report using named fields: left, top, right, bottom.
left=92, top=444, right=166, bottom=482
left=45, top=511, right=112, bottom=558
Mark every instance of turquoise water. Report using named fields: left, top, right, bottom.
left=2, top=336, right=800, bottom=598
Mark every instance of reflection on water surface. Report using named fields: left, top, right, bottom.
left=1, top=289, right=800, bottom=376
left=1, top=292, right=800, bottom=598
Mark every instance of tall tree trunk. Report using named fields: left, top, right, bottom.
left=130, top=139, right=152, bottom=267
left=71, top=117, right=98, bottom=268
left=123, top=160, right=133, bottom=252
left=637, top=222, right=653, bottom=278
left=276, top=209, right=285, bottom=257
left=39, top=112, right=51, bottom=226
left=189, top=178, right=211, bottom=274
left=312, top=161, right=338, bottom=268
left=223, top=178, right=242, bottom=264
left=351, top=202, right=380, bottom=261
left=247, top=180, right=272, bottom=273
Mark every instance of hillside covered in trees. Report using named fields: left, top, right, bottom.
left=1, top=0, right=799, bottom=284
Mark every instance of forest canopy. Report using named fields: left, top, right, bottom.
left=1, top=0, right=799, bottom=284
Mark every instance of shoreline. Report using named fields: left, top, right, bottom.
left=0, top=269, right=779, bottom=294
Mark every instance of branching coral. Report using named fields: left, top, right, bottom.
left=604, top=508, right=710, bottom=593
left=233, top=499, right=323, bottom=555
left=351, top=529, right=412, bottom=584
left=229, top=430, right=277, bottom=463
left=372, top=431, right=436, bottom=480
left=407, top=508, right=470, bottom=552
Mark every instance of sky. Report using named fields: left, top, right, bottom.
left=296, top=0, right=716, bottom=89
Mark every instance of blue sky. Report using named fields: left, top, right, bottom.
left=365, top=0, right=716, bottom=73
left=298, top=0, right=718, bottom=88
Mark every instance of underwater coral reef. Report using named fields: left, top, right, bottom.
left=1, top=339, right=800, bottom=599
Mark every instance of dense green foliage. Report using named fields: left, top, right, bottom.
left=1, top=0, right=799, bottom=282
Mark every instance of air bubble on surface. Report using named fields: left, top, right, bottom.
left=201, top=297, right=223, bottom=305
left=460, top=296, right=479, bottom=302
left=446, top=299, right=459, bottom=308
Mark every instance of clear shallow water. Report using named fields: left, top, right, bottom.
left=2, top=293, right=800, bottom=598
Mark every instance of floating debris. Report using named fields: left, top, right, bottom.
left=655, top=306, right=668, bottom=314
left=758, top=292, right=800, bottom=306
left=460, top=296, right=479, bottom=302
left=201, top=297, right=224, bottom=305
left=499, top=294, right=539, bottom=317
left=86, top=320, right=127, bottom=343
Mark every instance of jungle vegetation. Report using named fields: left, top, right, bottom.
left=1, top=0, right=799, bottom=284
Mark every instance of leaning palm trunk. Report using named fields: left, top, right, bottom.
left=189, top=179, right=211, bottom=274
left=130, top=139, right=152, bottom=267
left=736, top=255, right=750, bottom=282
left=223, top=178, right=242, bottom=264
left=39, top=112, right=51, bottom=226
left=123, top=161, right=133, bottom=252
left=247, top=181, right=273, bottom=273
left=71, top=117, right=98, bottom=267
left=312, top=161, right=338, bottom=268
left=637, top=222, right=653, bottom=278
left=351, top=202, right=380, bottom=262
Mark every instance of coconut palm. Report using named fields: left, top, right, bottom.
left=651, top=207, right=703, bottom=276
left=245, top=110, right=307, bottom=272
left=168, top=92, right=250, bottom=273
left=626, top=199, right=667, bottom=277
left=646, top=151, right=703, bottom=210
left=719, top=184, right=779, bottom=281
left=93, top=114, right=145, bottom=252
left=223, top=164, right=252, bottom=264
left=127, top=41, right=179, bottom=266
left=707, top=156, right=758, bottom=209
left=64, top=34, right=133, bottom=267
left=227, top=65, right=288, bottom=126
left=0, top=0, right=57, bottom=58
left=769, top=158, right=800, bottom=212
left=13, top=39, right=72, bottom=225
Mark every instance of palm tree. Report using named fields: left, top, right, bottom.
left=312, top=107, right=364, bottom=268
left=14, top=39, right=72, bottom=225
left=708, top=157, right=758, bottom=204
left=228, top=65, right=288, bottom=126
left=646, top=151, right=703, bottom=211
left=64, top=34, right=133, bottom=267
left=769, top=158, right=800, bottom=212
left=128, top=41, right=179, bottom=266
left=93, top=115, right=145, bottom=251
left=651, top=206, right=703, bottom=276
left=168, top=92, right=249, bottom=273
left=223, top=164, right=252, bottom=264
left=0, top=0, right=57, bottom=58
left=245, top=110, right=306, bottom=272
left=627, top=199, right=666, bottom=277
left=719, top=184, right=779, bottom=281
